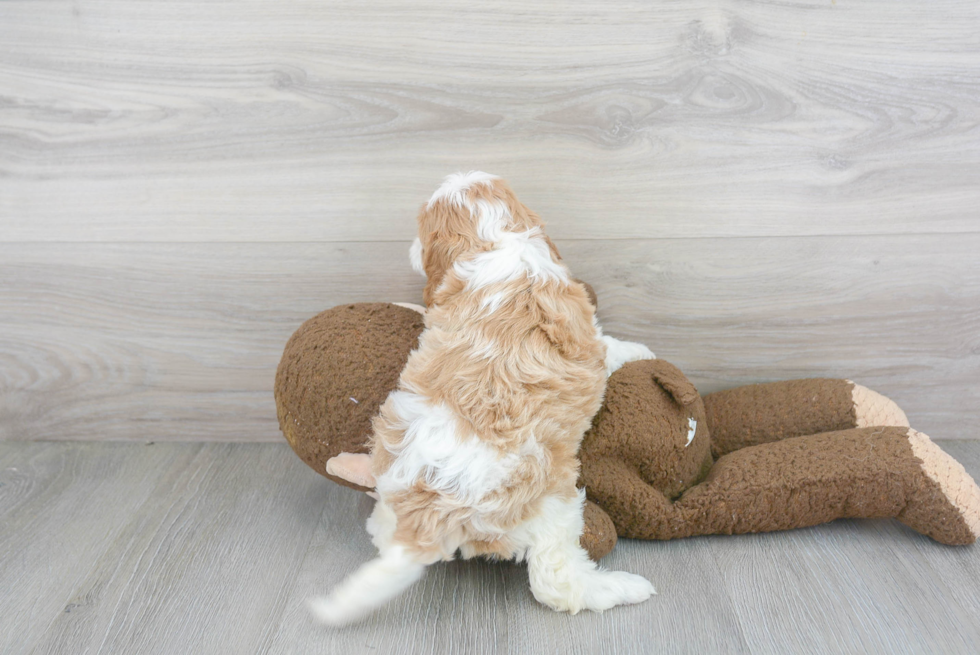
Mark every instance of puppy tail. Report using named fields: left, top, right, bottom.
left=308, top=545, right=427, bottom=627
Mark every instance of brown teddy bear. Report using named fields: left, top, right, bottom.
left=275, top=301, right=980, bottom=560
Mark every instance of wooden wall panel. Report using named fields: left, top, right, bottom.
left=1, top=1, right=977, bottom=442
left=1, top=1, right=979, bottom=241
left=1, top=236, right=976, bottom=441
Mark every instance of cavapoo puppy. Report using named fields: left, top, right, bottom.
left=310, top=172, right=656, bottom=625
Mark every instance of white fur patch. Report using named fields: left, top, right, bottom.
left=365, top=497, right=398, bottom=550
left=686, top=418, right=697, bottom=447
left=479, top=290, right=508, bottom=313
left=471, top=198, right=510, bottom=243
left=508, top=492, right=588, bottom=561
left=409, top=237, right=424, bottom=276
left=393, top=302, right=426, bottom=315
left=508, top=490, right=656, bottom=613
left=455, top=227, right=568, bottom=290
left=375, top=392, right=524, bottom=503
left=427, top=170, right=499, bottom=208
left=601, top=336, right=655, bottom=376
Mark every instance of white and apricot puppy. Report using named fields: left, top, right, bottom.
left=310, top=172, right=655, bottom=626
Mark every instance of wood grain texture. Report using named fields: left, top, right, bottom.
left=1, top=2, right=977, bottom=443
left=909, top=440, right=980, bottom=623
left=709, top=507, right=980, bottom=653
left=2, top=1, right=979, bottom=241
left=22, top=443, right=326, bottom=655
left=2, top=235, right=977, bottom=442
left=0, top=442, right=196, bottom=654
left=2, top=441, right=979, bottom=654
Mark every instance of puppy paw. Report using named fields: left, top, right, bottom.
left=602, top=336, right=655, bottom=376
left=580, top=570, right=657, bottom=612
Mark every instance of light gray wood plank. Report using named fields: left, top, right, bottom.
left=907, top=441, right=980, bottom=622
left=711, top=518, right=980, bottom=654
left=503, top=538, right=749, bottom=655
left=264, top=487, right=747, bottom=655
left=0, top=241, right=425, bottom=442
left=1, top=1, right=979, bottom=241
left=265, top=488, right=512, bottom=655
left=0, top=442, right=198, bottom=654
left=707, top=437, right=980, bottom=655
left=3, top=442, right=979, bottom=654
left=582, top=234, right=980, bottom=441
left=2, top=234, right=977, bottom=442
left=27, top=443, right=326, bottom=655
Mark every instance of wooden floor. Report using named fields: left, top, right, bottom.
left=3, top=440, right=979, bottom=655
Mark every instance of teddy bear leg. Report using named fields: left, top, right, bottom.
left=899, top=429, right=980, bottom=544
left=704, top=379, right=908, bottom=457
left=848, top=380, right=909, bottom=428
left=579, top=500, right=619, bottom=561
left=672, top=426, right=980, bottom=545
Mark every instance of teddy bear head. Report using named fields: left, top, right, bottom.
left=581, top=358, right=714, bottom=499
left=275, top=303, right=425, bottom=490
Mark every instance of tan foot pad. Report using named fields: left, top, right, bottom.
left=907, top=429, right=980, bottom=544
left=326, top=453, right=376, bottom=489
left=850, top=382, right=910, bottom=428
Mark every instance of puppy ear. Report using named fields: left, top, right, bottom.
left=421, top=230, right=472, bottom=306
left=421, top=231, right=445, bottom=306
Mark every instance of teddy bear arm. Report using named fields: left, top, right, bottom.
left=325, top=452, right=376, bottom=490
left=703, top=378, right=906, bottom=458
left=673, top=426, right=979, bottom=545
left=582, top=456, right=692, bottom=540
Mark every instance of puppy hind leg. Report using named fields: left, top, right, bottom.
left=308, top=544, right=428, bottom=627
left=521, top=490, right=656, bottom=614
left=365, top=496, right=397, bottom=550
left=310, top=499, right=427, bottom=627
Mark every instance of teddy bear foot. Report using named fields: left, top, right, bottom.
left=849, top=382, right=910, bottom=428
left=899, top=429, right=980, bottom=545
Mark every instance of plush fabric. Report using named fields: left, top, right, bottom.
left=275, top=301, right=980, bottom=558
left=275, top=303, right=424, bottom=490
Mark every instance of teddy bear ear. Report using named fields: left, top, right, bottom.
left=649, top=360, right=700, bottom=407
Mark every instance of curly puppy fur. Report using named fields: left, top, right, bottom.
left=310, top=172, right=655, bottom=625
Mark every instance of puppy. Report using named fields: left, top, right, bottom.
left=310, top=172, right=656, bottom=625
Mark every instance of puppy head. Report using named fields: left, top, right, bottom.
left=411, top=172, right=562, bottom=306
